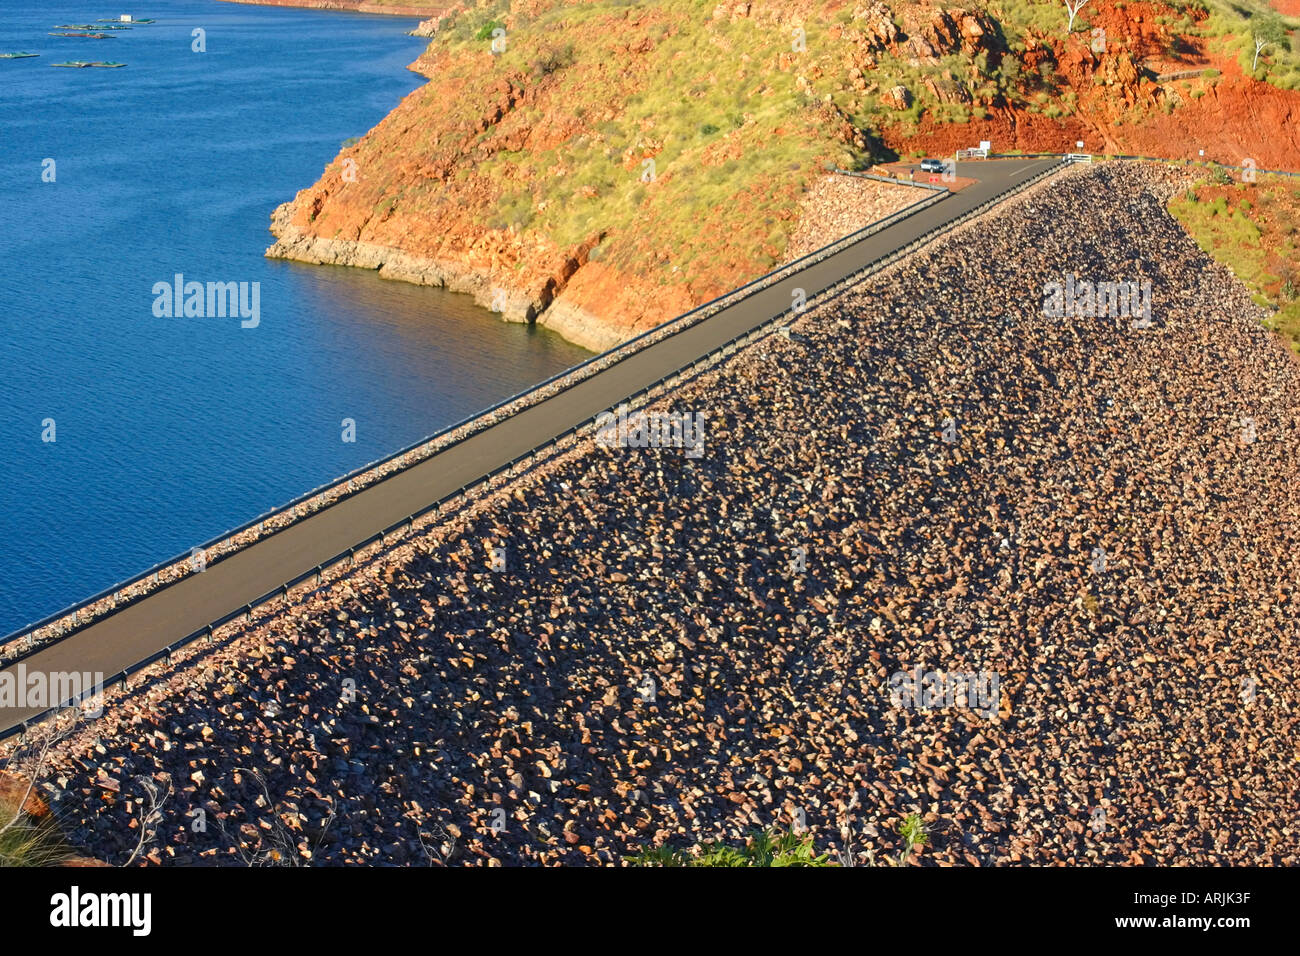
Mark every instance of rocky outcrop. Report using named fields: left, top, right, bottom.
left=268, top=200, right=672, bottom=352
left=885, top=84, right=912, bottom=109
left=923, top=71, right=972, bottom=105
left=920, top=7, right=1001, bottom=58
left=409, top=16, right=442, bottom=37
left=269, top=204, right=539, bottom=324
left=264, top=0, right=1300, bottom=350
left=852, top=2, right=900, bottom=48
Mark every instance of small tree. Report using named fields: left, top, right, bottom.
left=1064, top=0, right=1092, bottom=33
left=1252, top=14, right=1289, bottom=72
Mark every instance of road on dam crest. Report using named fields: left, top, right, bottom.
left=0, top=158, right=1057, bottom=734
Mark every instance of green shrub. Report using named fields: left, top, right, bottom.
left=631, top=827, right=833, bottom=867
left=474, top=19, right=506, bottom=42
left=895, top=812, right=930, bottom=865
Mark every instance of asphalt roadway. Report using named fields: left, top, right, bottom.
left=0, top=157, right=1059, bottom=734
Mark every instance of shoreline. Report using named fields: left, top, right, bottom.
left=247, top=2, right=928, bottom=355
left=265, top=203, right=625, bottom=353
left=246, top=0, right=626, bottom=352
left=265, top=171, right=929, bottom=353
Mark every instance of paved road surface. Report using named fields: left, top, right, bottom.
left=0, top=157, right=1058, bottom=734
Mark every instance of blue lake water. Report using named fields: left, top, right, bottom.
left=0, top=1, right=591, bottom=634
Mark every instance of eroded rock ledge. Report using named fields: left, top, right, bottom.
left=267, top=201, right=629, bottom=351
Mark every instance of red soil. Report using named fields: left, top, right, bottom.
left=888, top=2, right=1300, bottom=171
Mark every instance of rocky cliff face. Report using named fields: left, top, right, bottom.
left=897, top=0, right=1300, bottom=165
left=265, top=0, right=1300, bottom=350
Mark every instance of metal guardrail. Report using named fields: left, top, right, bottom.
left=1104, top=155, right=1300, bottom=180
left=1154, top=69, right=1215, bottom=82
left=2, top=158, right=1068, bottom=742
left=829, top=166, right=950, bottom=192
left=986, top=152, right=1300, bottom=180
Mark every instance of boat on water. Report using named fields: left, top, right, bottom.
left=55, top=23, right=133, bottom=30
left=0, top=53, right=40, bottom=59
left=51, top=61, right=125, bottom=68
left=49, top=33, right=116, bottom=39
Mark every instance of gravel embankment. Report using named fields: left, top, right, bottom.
left=782, top=174, right=926, bottom=263
left=19, top=162, right=1300, bottom=866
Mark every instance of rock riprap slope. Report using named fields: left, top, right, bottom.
left=39, top=163, right=1300, bottom=865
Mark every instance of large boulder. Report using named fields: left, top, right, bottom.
left=885, top=84, right=912, bottom=110
left=409, top=17, right=440, bottom=39
left=852, top=2, right=901, bottom=50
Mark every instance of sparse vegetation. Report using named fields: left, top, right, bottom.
left=0, top=731, right=74, bottom=867
left=630, top=812, right=941, bottom=866
left=630, top=827, right=834, bottom=866
left=895, top=812, right=931, bottom=865
left=0, top=789, right=71, bottom=866
left=412, top=0, right=855, bottom=296
left=1198, top=0, right=1300, bottom=89
left=298, top=0, right=1300, bottom=324
left=1209, top=165, right=1234, bottom=185
left=1170, top=176, right=1300, bottom=351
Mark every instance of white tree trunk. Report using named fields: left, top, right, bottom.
left=1064, top=0, right=1090, bottom=34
